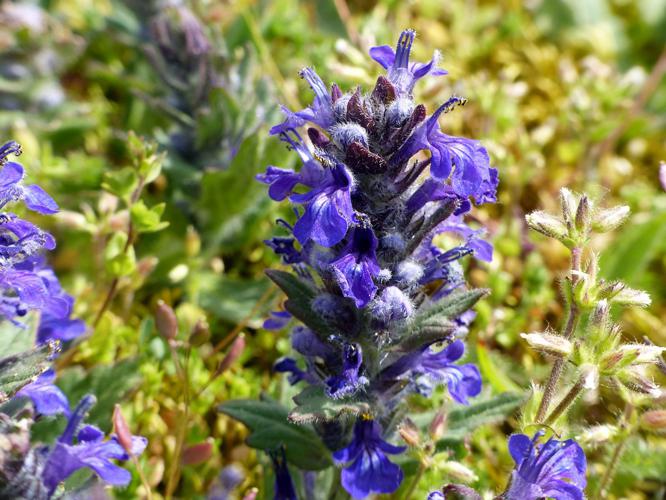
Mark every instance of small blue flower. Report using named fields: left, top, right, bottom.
left=333, top=418, right=406, bottom=499
left=16, top=369, right=70, bottom=416
left=369, top=29, right=447, bottom=96
left=270, top=448, right=298, bottom=500
left=263, top=310, right=292, bottom=330
left=41, top=395, right=147, bottom=495
left=506, top=431, right=587, bottom=500
left=326, top=343, right=368, bottom=398
left=0, top=159, right=58, bottom=214
left=330, top=224, right=380, bottom=308
left=382, top=340, right=482, bottom=404
left=392, top=97, right=495, bottom=201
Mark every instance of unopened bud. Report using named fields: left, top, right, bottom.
left=436, top=460, right=478, bottom=483
left=611, top=287, right=651, bottom=307
left=189, top=319, right=210, bottom=347
left=398, top=419, right=421, bottom=447
left=155, top=301, right=178, bottom=340
left=137, top=256, right=158, bottom=278
left=590, top=299, right=610, bottom=328
left=559, top=188, right=578, bottom=228
left=521, top=332, right=573, bottom=357
left=429, top=410, right=447, bottom=440
left=181, top=439, right=213, bottom=465
left=242, top=488, right=259, bottom=500
left=578, top=424, right=616, bottom=445
left=112, top=404, right=134, bottom=455
left=215, top=334, right=246, bottom=376
left=641, top=410, right=666, bottom=431
left=580, top=364, right=599, bottom=390
left=574, top=195, right=592, bottom=235
left=619, top=366, right=662, bottom=397
left=619, top=344, right=666, bottom=364
left=592, top=205, right=630, bottom=233
left=525, top=211, right=568, bottom=241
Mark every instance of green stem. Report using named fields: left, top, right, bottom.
left=544, top=375, right=585, bottom=425
left=598, top=439, right=626, bottom=498
left=535, top=248, right=582, bottom=423
left=402, top=461, right=426, bottom=500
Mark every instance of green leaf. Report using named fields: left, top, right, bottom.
left=219, top=398, right=331, bottom=470
left=436, top=392, right=524, bottom=451
left=409, top=289, right=489, bottom=334
left=198, top=275, right=273, bottom=324
left=289, top=386, right=372, bottom=424
left=56, top=359, right=141, bottom=432
left=104, top=232, right=136, bottom=277
left=476, top=343, right=522, bottom=393
left=265, top=270, right=332, bottom=336
left=101, top=167, right=138, bottom=202
left=0, top=342, right=55, bottom=402
left=0, top=313, right=39, bottom=358
left=130, top=201, right=169, bottom=233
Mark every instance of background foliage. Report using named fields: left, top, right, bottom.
left=1, top=0, right=664, bottom=498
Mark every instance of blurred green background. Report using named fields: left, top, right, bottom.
left=1, top=0, right=665, bottom=498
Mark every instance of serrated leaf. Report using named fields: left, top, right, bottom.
left=265, top=270, right=331, bottom=336
left=130, top=201, right=169, bottom=233
left=0, top=343, right=55, bottom=401
left=289, top=386, right=372, bottom=424
left=436, top=392, right=524, bottom=451
left=410, top=289, right=489, bottom=334
left=219, top=397, right=331, bottom=470
left=101, top=167, right=138, bottom=202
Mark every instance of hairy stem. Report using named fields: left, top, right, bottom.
left=535, top=248, right=582, bottom=423
left=544, top=375, right=585, bottom=425
left=131, top=454, right=153, bottom=500
left=599, top=403, right=633, bottom=498
left=402, top=461, right=426, bottom=500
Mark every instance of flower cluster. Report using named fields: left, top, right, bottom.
left=1, top=395, right=146, bottom=498
left=258, top=30, right=497, bottom=498
left=0, top=141, right=83, bottom=340
left=1, top=141, right=145, bottom=497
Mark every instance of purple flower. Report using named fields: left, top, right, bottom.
left=369, top=29, right=447, bottom=96
left=274, top=357, right=311, bottom=385
left=326, top=343, right=368, bottom=398
left=392, top=97, right=495, bottom=201
left=270, top=448, right=298, bottom=500
left=16, top=369, right=70, bottom=416
left=265, top=237, right=302, bottom=264
left=333, top=419, right=406, bottom=499
left=383, top=340, right=482, bottom=404
left=291, top=162, right=354, bottom=247
left=330, top=224, right=380, bottom=308
left=506, top=431, right=587, bottom=500
left=432, top=217, right=494, bottom=263
left=263, top=310, right=291, bottom=330
left=42, top=395, right=147, bottom=495
left=0, top=160, right=58, bottom=214
left=270, top=67, right=334, bottom=135
left=660, top=163, right=666, bottom=191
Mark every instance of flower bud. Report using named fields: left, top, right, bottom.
left=181, top=439, right=214, bottom=465
left=641, top=410, right=666, bottom=432
left=619, top=344, right=665, bottom=364
left=521, top=332, right=573, bottom=357
left=619, top=366, right=662, bottom=397
left=429, top=410, right=447, bottom=441
left=592, top=205, right=630, bottom=233
left=189, top=319, right=210, bottom=347
left=215, top=334, right=246, bottom=376
left=112, top=404, right=134, bottom=455
left=525, top=211, right=567, bottom=241
left=155, top=300, right=178, bottom=340
left=559, top=188, right=578, bottom=228
left=580, top=364, right=599, bottom=390
left=386, top=97, right=415, bottom=127
left=611, top=287, right=651, bottom=307
left=398, top=419, right=421, bottom=447
left=330, top=123, right=368, bottom=149
left=590, top=299, right=610, bottom=328
left=578, top=424, right=616, bottom=445
left=574, top=195, right=592, bottom=235
left=436, top=460, right=478, bottom=483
